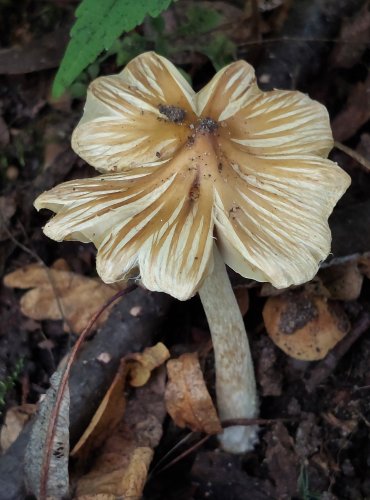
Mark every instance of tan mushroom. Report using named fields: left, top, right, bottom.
left=35, top=52, right=350, bottom=453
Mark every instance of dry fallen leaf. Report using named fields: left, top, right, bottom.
left=72, top=343, right=169, bottom=458
left=127, top=342, right=170, bottom=387
left=165, top=352, right=222, bottom=435
left=72, top=344, right=168, bottom=498
left=263, top=291, right=350, bottom=360
left=75, top=368, right=167, bottom=499
left=76, top=447, right=153, bottom=500
left=0, top=404, right=36, bottom=452
left=3, top=261, right=122, bottom=334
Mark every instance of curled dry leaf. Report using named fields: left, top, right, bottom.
left=71, top=343, right=168, bottom=498
left=127, top=342, right=170, bottom=387
left=76, top=447, right=153, bottom=500
left=3, top=261, right=122, bottom=334
left=72, top=343, right=169, bottom=457
left=165, top=352, right=222, bottom=435
left=262, top=291, right=350, bottom=360
left=75, top=369, right=167, bottom=499
left=71, top=358, right=128, bottom=458
left=0, top=404, right=36, bottom=452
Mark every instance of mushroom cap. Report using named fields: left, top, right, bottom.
left=35, top=52, right=351, bottom=300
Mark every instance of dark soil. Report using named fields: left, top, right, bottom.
left=1, top=1, right=370, bottom=499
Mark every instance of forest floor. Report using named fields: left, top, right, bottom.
left=1, top=1, right=370, bottom=499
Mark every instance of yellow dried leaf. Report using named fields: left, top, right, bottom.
left=165, top=352, right=222, bottom=435
left=76, top=447, right=153, bottom=499
left=263, top=291, right=350, bottom=360
left=3, top=262, right=122, bottom=334
left=127, top=342, right=170, bottom=387
left=74, top=370, right=166, bottom=499
left=72, top=343, right=168, bottom=458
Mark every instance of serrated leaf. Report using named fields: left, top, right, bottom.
left=52, top=0, right=173, bottom=98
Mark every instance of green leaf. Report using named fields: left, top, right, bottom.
left=52, top=0, right=173, bottom=98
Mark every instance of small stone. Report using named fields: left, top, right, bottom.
left=130, top=305, right=142, bottom=317
left=96, top=352, right=111, bottom=364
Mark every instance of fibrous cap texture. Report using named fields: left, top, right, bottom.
left=35, top=52, right=351, bottom=300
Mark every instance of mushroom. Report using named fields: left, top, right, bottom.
left=34, top=52, right=350, bottom=453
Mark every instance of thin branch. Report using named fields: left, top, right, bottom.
left=151, top=416, right=297, bottom=476
left=149, top=432, right=198, bottom=478
left=153, top=434, right=211, bottom=475
left=305, top=312, right=370, bottom=393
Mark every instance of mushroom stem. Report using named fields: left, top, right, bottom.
left=198, top=246, right=259, bottom=453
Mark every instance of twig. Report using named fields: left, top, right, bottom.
left=153, top=434, right=211, bottom=475
left=149, top=431, right=198, bottom=478
left=39, top=285, right=136, bottom=500
left=305, top=312, right=370, bottom=393
left=151, top=416, right=296, bottom=476
left=334, top=141, right=370, bottom=172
